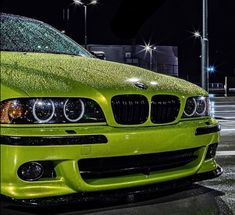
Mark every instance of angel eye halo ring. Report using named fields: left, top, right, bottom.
left=63, top=99, right=85, bottom=122
left=32, top=99, right=55, bottom=123
left=183, top=97, right=197, bottom=117
left=196, top=97, right=207, bottom=115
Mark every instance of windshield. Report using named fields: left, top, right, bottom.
left=0, top=14, right=92, bottom=57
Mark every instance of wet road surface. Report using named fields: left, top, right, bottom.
left=1, top=97, right=234, bottom=215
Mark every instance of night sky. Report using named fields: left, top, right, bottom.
left=1, top=0, right=235, bottom=84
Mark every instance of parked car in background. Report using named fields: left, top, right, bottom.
left=91, top=51, right=106, bottom=60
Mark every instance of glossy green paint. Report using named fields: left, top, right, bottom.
left=0, top=51, right=220, bottom=199
left=1, top=51, right=207, bottom=97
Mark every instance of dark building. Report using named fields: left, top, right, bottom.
left=88, top=45, right=178, bottom=77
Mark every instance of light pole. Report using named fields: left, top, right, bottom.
left=194, top=29, right=209, bottom=91
left=62, top=6, right=71, bottom=33
left=144, top=44, right=157, bottom=71
left=194, top=30, right=214, bottom=92
left=144, top=44, right=153, bottom=70
left=202, top=0, right=209, bottom=91
left=194, top=0, right=209, bottom=91
left=73, top=0, right=98, bottom=49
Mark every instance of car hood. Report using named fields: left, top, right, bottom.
left=1, top=52, right=207, bottom=98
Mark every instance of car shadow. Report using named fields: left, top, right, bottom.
left=0, top=183, right=233, bottom=215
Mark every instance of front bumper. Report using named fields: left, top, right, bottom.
left=4, top=166, right=223, bottom=207
left=0, top=118, right=221, bottom=199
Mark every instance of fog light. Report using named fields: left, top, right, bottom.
left=205, top=143, right=218, bottom=160
left=18, top=162, right=44, bottom=181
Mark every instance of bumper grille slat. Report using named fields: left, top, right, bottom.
left=79, top=148, right=199, bottom=180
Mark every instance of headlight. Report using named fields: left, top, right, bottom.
left=0, top=98, right=105, bottom=124
left=183, top=96, right=210, bottom=118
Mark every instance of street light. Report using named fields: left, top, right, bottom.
left=144, top=44, right=152, bottom=52
left=193, top=31, right=201, bottom=38
left=143, top=43, right=157, bottom=70
left=73, top=0, right=98, bottom=49
left=208, top=65, right=216, bottom=73
left=90, top=0, right=98, bottom=5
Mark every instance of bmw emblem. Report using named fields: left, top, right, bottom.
left=134, top=82, right=148, bottom=90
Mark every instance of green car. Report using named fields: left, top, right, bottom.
left=0, top=13, right=222, bottom=204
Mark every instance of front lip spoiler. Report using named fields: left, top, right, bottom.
left=195, top=124, right=221, bottom=135
left=4, top=166, right=223, bottom=207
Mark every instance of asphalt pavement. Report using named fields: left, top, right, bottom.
left=211, top=96, right=235, bottom=120
left=1, top=97, right=234, bottom=215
